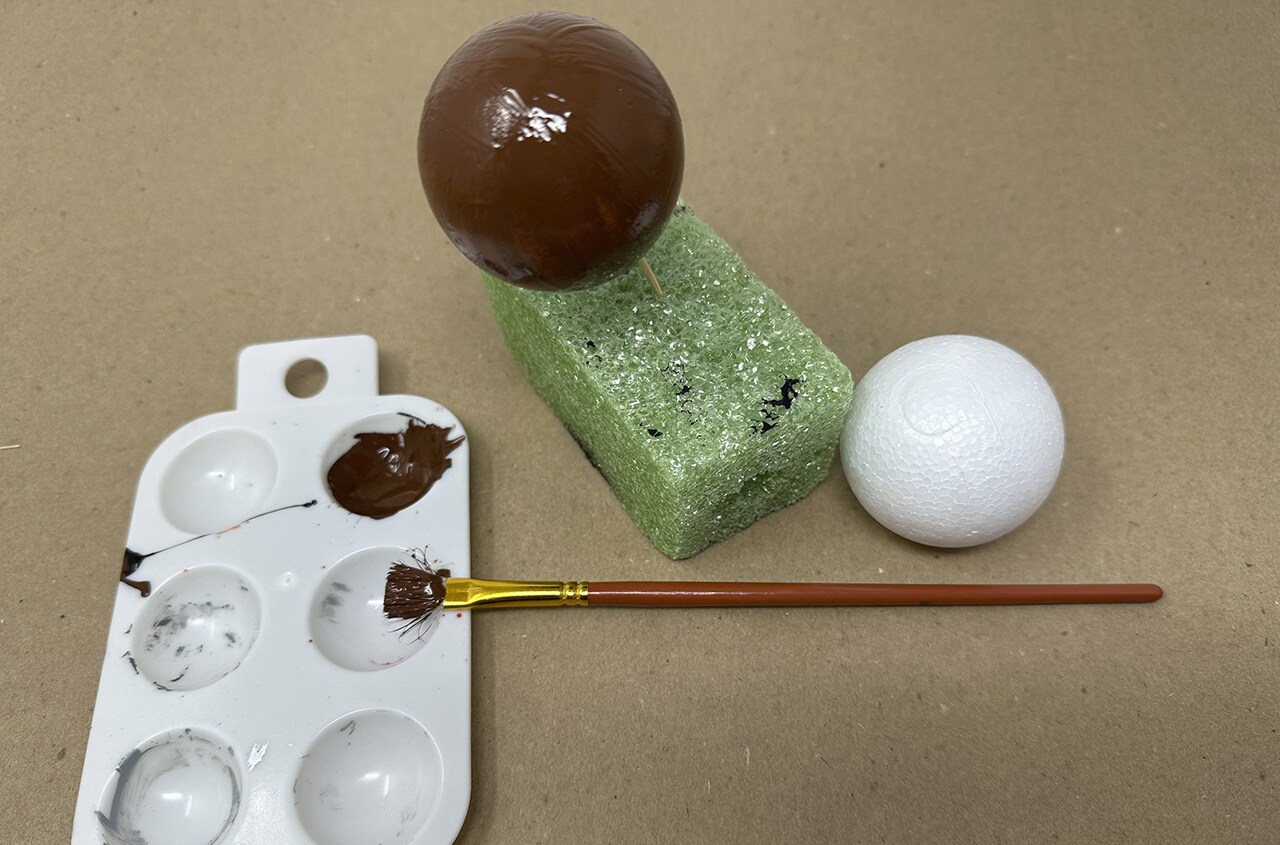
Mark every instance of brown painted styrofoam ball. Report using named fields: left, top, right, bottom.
left=417, top=12, right=684, bottom=291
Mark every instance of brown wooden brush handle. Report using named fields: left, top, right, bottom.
left=585, top=582, right=1163, bottom=607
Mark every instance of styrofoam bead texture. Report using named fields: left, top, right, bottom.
left=485, top=203, right=854, bottom=559
left=839, top=335, right=1064, bottom=548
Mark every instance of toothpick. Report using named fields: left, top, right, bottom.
left=638, top=256, right=664, bottom=299
left=0, top=444, right=19, bottom=451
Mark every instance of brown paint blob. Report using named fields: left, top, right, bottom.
left=120, top=550, right=152, bottom=597
left=326, top=417, right=463, bottom=519
left=417, top=11, right=684, bottom=290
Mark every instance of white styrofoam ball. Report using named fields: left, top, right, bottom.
left=840, top=335, right=1064, bottom=547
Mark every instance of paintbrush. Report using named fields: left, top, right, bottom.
left=382, top=561, right=1162, bottom=624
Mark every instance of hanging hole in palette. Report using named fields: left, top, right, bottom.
left=285, top=358, right=328, bottom=398
left=97, top=728, right=242, bottom=845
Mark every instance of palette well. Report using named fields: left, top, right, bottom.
left=73, top=335, right=471, bottom=845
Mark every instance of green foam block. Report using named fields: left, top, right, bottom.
left=484, top=204, right=854, bottom=559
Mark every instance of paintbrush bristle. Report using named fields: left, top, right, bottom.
left=384, top=561, right=447, bottom=622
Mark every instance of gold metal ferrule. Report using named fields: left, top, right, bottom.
left=443, top=578, right=589, bottom=610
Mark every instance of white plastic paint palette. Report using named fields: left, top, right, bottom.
left=73, top=335, right=471, bottom=845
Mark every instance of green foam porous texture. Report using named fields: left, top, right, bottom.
left=484, top=204, right=854, bottom=559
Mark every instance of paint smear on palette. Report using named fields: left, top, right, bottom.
left=120, top=501, right=318, bottom=597
left=96, top=729, right=240, bottom=845
left=326, top=414, right=464, bottom=519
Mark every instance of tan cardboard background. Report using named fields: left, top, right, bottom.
left=3, top=1, right=1276, bottom=842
